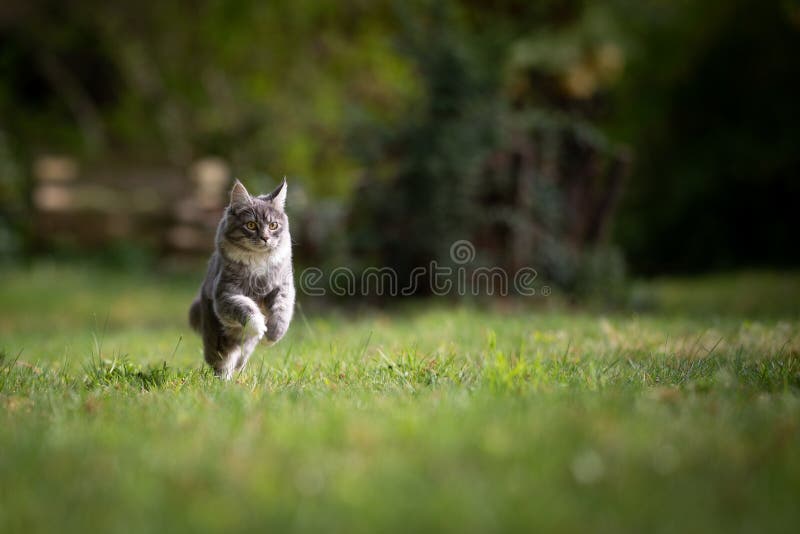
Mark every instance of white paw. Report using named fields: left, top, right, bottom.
left=243, top=313, right=267, bottom=339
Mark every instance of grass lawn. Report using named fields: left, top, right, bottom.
left=1, top=264, right=799, bottom=533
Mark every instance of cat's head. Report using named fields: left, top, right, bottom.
left=219, top=179, right=289, bottom=255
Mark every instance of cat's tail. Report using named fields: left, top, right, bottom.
left=189, top=296, right=202, bottom=333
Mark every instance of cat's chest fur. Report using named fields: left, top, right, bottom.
left=229, top=260, right=282, bottom=297
left=218, top=245, right=290, bottom=307
left=242, top=270, right=277, bottom=300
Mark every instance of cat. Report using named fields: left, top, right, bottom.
left=189, top=179, right=295, bottom=379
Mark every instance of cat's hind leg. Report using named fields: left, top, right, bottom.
left=205, top=334, right=259, bottom=379
left=234, top=335, right=261, bottom=372
left=205, top=345, right=238, bottom=380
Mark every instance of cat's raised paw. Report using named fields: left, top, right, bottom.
left=243, top=313, right=267, bottom=339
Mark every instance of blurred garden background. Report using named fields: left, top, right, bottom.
left=2, top=2, right=800, bottom=533
left=1, top=0, right=798, bottom=293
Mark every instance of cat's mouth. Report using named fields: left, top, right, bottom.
left=258, top=239, right=283, bottom=253
left=227, top=239, right=271, bottom=255
left=247, top=242, right=272, bottom=253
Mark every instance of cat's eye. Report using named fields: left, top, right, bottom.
left=245, top=221, right=257, bottom=230
left=268, top=222, right=279, bottom=231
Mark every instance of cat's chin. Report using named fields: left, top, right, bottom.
left=221, top=240, right=272, bottom=265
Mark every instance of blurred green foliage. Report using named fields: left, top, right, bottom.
left=1, top=0, right=797, bottom=276
left=0, top=0, right=421, bottom=196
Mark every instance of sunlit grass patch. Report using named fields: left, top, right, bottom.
left=1, top=265, right=799, bottom=533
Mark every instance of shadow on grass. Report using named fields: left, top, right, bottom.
left=82, top=356, right=213, bottom=391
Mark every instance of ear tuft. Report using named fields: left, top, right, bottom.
left=269, top=178, right=288, bottom=210
left=230, top=179, right=251, bottom=206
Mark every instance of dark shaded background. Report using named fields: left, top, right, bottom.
left=1, top=0, right=798, bottom=294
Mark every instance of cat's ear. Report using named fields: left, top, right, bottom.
left=264, top=178, right=287, bottom=210
left=230, top=179, right=251, bottom=207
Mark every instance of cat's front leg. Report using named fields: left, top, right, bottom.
left=262, top=283, right=295, bottom=345
left=213, top=289, right=266, bottom=340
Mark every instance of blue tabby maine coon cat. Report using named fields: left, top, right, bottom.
left=189, top=179, right=295, bottom=379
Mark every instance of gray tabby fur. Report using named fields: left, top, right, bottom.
left=189, top=179, right=295, bottom=379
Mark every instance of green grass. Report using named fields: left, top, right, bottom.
left=1, top=265, right=799, bottom=533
